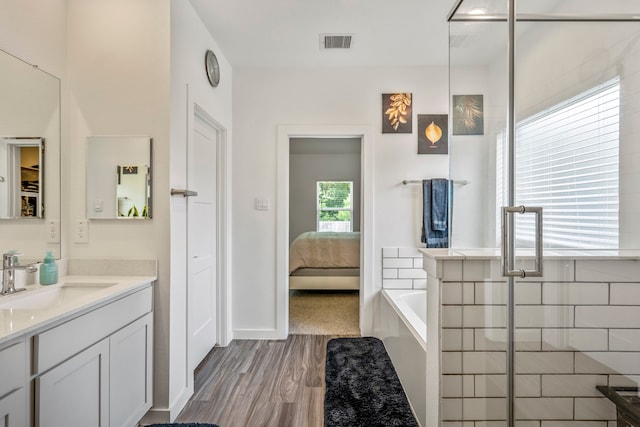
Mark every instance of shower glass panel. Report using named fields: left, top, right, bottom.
left=449, top=1, right=640, bottom=425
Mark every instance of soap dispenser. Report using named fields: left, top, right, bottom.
left=39, top=251, right=58, bottom=285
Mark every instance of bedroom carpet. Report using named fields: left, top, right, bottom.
left=324, top=337, right=419, bottom=427
left=289, top=290, right=359, bottom=336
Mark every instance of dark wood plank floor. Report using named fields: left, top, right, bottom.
left=176, top=335, right=339, bottom=427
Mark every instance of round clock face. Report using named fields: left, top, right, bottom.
left=205, top=49, right=220, bottom=88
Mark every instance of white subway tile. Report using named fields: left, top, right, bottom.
left=382, top=247, right=399, bottom=258
left=515, top=397, right=574, bottom=420
left=515, top=282, right=542, bottom=305
left=442, top=375, right=463, bottom=397
left=413, top=279, right=427, bottom=289
left=575, top=260, right=640, bottom=282
left=537, top=259, right=575, bottom=282
left=462, top=398, right=507, bottom=421
left=442, top=329, right=463, bottom=351
left=542, top=328, right=608, bottom=351
left=383, top=258, right=414, bottom=269
left=515, top=374, right=541, bottom=397
left=463, top=306, right=507, bottom=328
left=515, top=352, right=574, bottom=374
left=442, top=398, right=463, bottom=421
left=443, top=306, right=463, bottom=328
left=398, top=247, right=422, bottom=258
left=382, top=268, right=398, bottom=279
left=475, top=374, right=507, bottom=397
left=543, top=282, right=609, bottom=305
left=477, top=422, right=510, bottom=427
left=382, top=279, right=413, bottom=289
left=475, top=329, right=507, bottom=351
left=574, top=397, right=616, bottom=421
left=462, top=329, right=474, bottom=351
left=463, top=375, right=475, bottom=397
left=515, top=306, right=574, bottom=328
left=463, top=352, right=507, bottom=374
left=608, top=375, right=640, bottom=387
left=442, top=283, right=462, bottom=304
left=413, top=257, right=423, bottom=269
left=442, top=351, right=463, bottom=374
left=462, top=260, right=492, bottom=281
left=443, top=260, right=464, bottom=281
left=517, top=422, right=542, bottom=427
left=463, top=282, right=475, bottom=305
left=398, top=268, right=427, bottom=279
left=610, top=282, right=640, bottom=305
left=576, top=306, right=640, bottom=328
left=515, top=329, right=542, bottom=351
left=610, top=329, right=640, bottom=351
left=541, top=374, right=607, bottom=397
left=576, top=352, right=640, bottom=375
left=475, top=282, right=507, bottom=305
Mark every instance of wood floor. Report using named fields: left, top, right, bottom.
left=176, top=335, right=341, bottom=427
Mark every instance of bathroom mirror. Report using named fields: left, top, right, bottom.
left=86, top=136, right=152, bottom=219
left=0, top=49, right=61, bottom=258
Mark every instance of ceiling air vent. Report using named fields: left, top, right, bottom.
left=320, top=34, right=353, bottom=49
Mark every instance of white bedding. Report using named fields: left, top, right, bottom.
left=289, top=231, right=360, bottom=274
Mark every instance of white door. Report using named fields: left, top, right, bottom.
left=188, top=109, right=218, bottom=369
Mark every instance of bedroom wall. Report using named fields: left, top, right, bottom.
left=289, top=137, right=361, bottom=244
left=232, top=66, right=454, bottom=337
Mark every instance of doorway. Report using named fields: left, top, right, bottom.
left=276, top=125, right=374, bottom=339
left=288, top=137, right=361, bottom=335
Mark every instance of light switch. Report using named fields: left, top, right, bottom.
left=94, top=199, right=104, bottom=212
left=46, top=220, right=60, bottom=243
left=255, top=198, right=269, bottom=211
left=75, top=220, right=89, bottom=243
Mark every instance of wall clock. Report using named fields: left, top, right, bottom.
left=205, top=49, right=220, bottom=88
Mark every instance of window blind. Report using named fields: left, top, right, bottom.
left=499, top=77, right=620, bottom=249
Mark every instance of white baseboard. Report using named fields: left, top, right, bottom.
left=139, top=386, right=193, bottom=425
left=233, top=328, right=284, bottom=340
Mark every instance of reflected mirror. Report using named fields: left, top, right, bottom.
left=86, top=136, right=152, bottom=219
left=0, top=49, right=61, bottom=259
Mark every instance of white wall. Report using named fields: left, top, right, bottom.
left=232, top=66, right=450, bottom=336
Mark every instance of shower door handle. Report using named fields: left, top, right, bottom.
left=501, top=206, right=543, bottom=278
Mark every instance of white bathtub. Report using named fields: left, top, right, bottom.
left=379, top=290, right=427, bottom=426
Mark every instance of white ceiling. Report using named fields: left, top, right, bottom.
left=189, top=0, right=460, bottom=68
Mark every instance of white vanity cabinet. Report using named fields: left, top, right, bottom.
left=0, top=339, right=27, bottom=427
left=33, top=284, right=153, bottom=427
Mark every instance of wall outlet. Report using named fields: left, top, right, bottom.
left=45, top=220, right=60, bottom=243
left=74, top=220, right=89, bottom=243
left=255, top=198, right=269, bottom=211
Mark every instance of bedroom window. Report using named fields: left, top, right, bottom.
left=317, top=181, right=353, bottom=232
left=496, top=76, right=620, bottom=249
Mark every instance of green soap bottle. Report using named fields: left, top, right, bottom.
left=39, top=251, right=58, bottom=285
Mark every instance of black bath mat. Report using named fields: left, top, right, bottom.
left=324, top=337, right=419, bottom=427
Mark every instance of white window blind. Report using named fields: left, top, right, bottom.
left=500, top=77, right=620, bottom=249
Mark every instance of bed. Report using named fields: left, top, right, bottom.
left=289, top=231, right=360, bottom=290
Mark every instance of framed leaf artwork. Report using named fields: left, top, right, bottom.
left=418, top=114, right=448, bottom=154
left=452, top=94, right=484, bottom=135
left=382, top=93, right=412, bottom=133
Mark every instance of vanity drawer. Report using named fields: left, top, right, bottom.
left=0, top=339, right=25, bottom=397
left=34, top=285, right=152, bottom=374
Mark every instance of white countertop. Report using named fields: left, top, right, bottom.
left=419, top=248, right=640, bottom=260
left=0, top=275, right=155, bottom=346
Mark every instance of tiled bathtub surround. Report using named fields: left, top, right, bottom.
left=382, top=247, right=427, bottom=289
left=422, top=250, right=640, bottom=426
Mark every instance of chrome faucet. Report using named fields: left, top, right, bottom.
left=2, top=252, right=37, bottom=295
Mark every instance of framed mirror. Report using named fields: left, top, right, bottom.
left=0, top=49, right=61, bottom=258
left=86, top=136, right=152, bottom=219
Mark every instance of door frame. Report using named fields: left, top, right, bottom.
left=187, top=99, right=232, bottom=348
left=276, top=125, right=374, bottom=339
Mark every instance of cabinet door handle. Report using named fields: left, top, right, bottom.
left=170, top=189, right=198, bottom=197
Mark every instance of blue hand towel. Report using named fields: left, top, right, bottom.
left=431, top=179, right=448, bottom=231
left=421, top=179, right=449, bottom=248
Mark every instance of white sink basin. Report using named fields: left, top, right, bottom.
left=0, top=282, right=117, bottom=311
